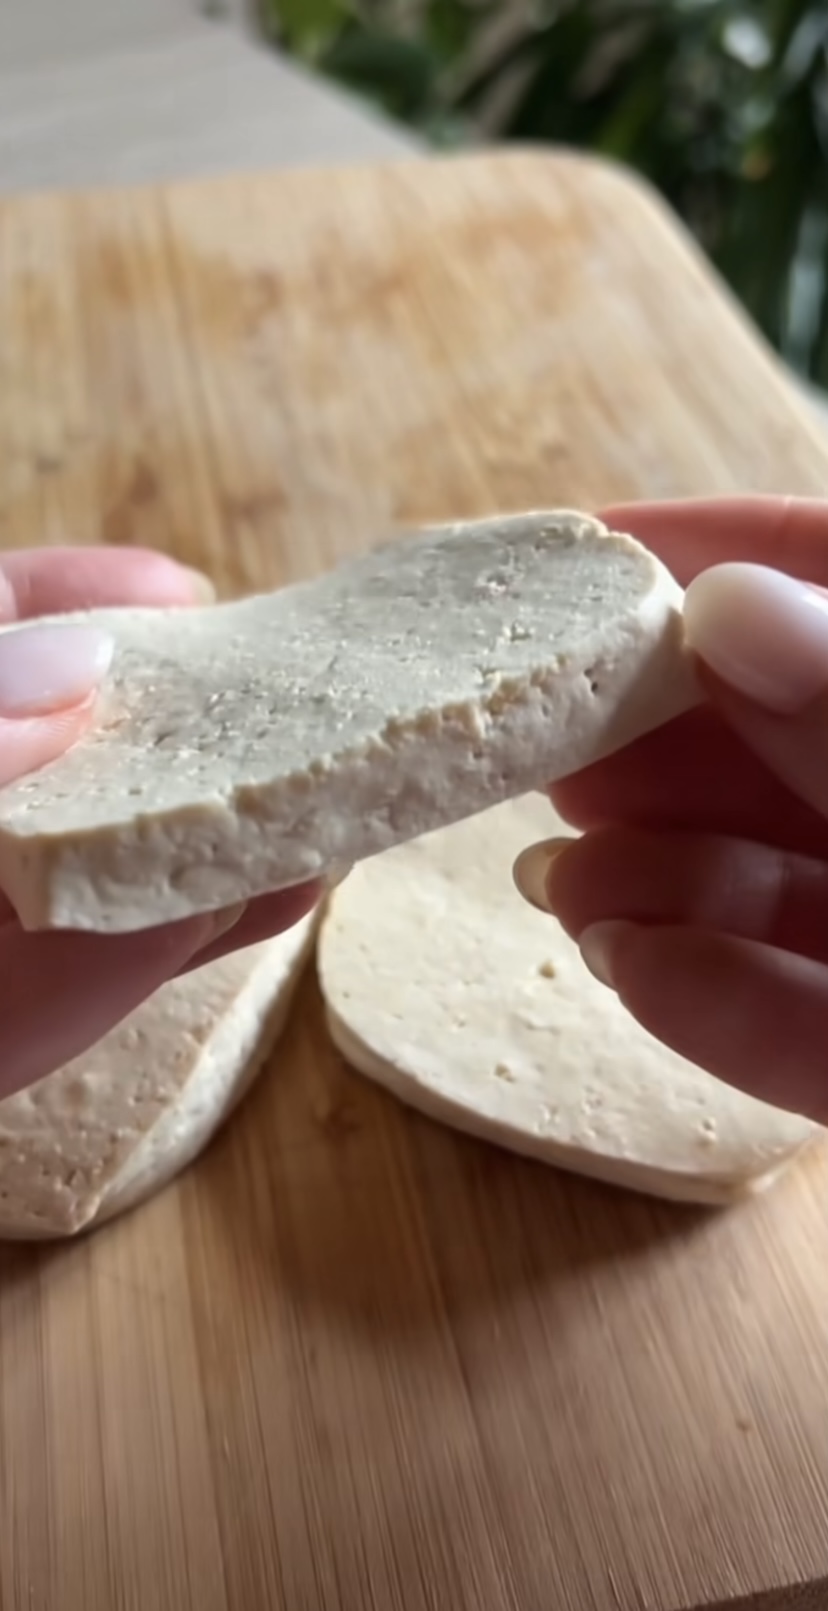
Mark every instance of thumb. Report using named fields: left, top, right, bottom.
left=0, top=623, right=113, bottom=786
left=684, top=563, right=828, bottom=817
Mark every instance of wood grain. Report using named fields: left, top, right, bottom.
left=0, top=151, right=827, bottom=1611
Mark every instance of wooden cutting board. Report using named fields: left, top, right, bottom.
left=1, top=151, right=828, bottom=1611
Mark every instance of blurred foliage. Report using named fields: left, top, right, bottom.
left=262, top=0, right=828, bottom=387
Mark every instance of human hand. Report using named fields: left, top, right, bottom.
left=0, top=547, right=320, bottom=1101
left=514, top=497, right=828, bottom=1123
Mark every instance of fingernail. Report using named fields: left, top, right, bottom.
left=207, top=901, right=247, bottom=942
left=578, top=919, right=634, bottom=989
left=513, top=837, right=576, bottom=913
left=183, top=567, right=217, bottom=605
left=0, top=624, right=114, bottom=718
left=685, top=563, right=828, bottom=714
left=325, top=864, right=353, bottom=892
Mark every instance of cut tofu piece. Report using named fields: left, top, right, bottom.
left=0, top=914, right=316, bottom=1239
left=317, top=797, right=818, bottom=1205
left=0, top=511, right=697, bottom=935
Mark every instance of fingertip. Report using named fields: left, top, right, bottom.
left=547, top=776, right=595, bottom=831
left=0, top=546, right=218, bottom=617
left=513, top=837, right=575, bottom=914
left=0, top=693, right=99, bottom=788
left=0, top=618, right=115, bottom=786
left=597, top=499, right=704, bottom=539
left=115, top=550, right=217, bottom=607
left=540, top=826, right=622, bottom=938
left=685, top=563, right=828, bottom=717
left=176, top=880, right=323, bottom=974
left=575, top=918, right=694, bottom=1047
left=0, top=623, right=113, bottom=717
left=0, top=909, right=237, bottom=1096
left=169, top=563, right=216, bottom=606
left=577, top=919, right=635, bottom=989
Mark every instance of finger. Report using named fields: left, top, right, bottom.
left=599, top=496, right=828, bottom=589
left=0, top=545, right=214, bottom=622
left=0, top=907, right=236, bottom=1100
left=0, top=623, right=114, bottom=786
left=549, top=705, right=828, bottom=862
left=526, top=825, right=828, bottom=964
left=0, top=882, right=325, bottom=960
left=178, top=881, right=323, bottom=973
left=684, top=563, right=828, bottom=820
left=566, top=920, right=828, bottom=1123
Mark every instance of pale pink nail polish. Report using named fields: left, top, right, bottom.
left=208, top=901, right=247, bottom=942
left=0, top=624, right=114, bottom=717
left=512, top=838, right=576, bottom=913
left=183, top=567, right=217, bottom=605
left=684, top=564, right=828, bottom=714
left=578, top=920, right=634, bottom=989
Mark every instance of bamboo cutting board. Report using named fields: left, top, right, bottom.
left=1, top=151, right=828, bottom=1611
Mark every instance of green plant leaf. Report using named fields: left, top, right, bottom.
left=322, top=29, right=437, bottom=118
left=265, top=0, right=346, bottom=51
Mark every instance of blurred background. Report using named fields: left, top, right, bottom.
left=262, top=0, right=828, bottom=393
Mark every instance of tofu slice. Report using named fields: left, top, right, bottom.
left=0, top=914, right=316, bottom=1239
left=317, top=799, right=818, bottom=1205
left=0, top=512, right=696, bottom=934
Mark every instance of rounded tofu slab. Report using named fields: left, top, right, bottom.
left=0, top=914, right=316, bottom=1239
left=0, top=512, right=697, bottom=934
left=317, top=797, right=818, bottom=1206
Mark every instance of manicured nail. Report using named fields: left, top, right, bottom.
left=0, top=624, right=114, bottom=718
left=685, top=563, right=828, bottom=714
left=578, top=919, right=634, bottom=989
left=513, top=837, right=576, bottom=913
left=208, top=901, right=247, bottom=942
left=183, top=567, right=217, bottom=605
left=325, top=864, right=353, bottom=892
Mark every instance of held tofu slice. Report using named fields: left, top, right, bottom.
left=0, top=511, right=697, bottom=935
left=317, top=798, right=818, bottom=1206
left=0, top=914, right=316, bottom=1239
